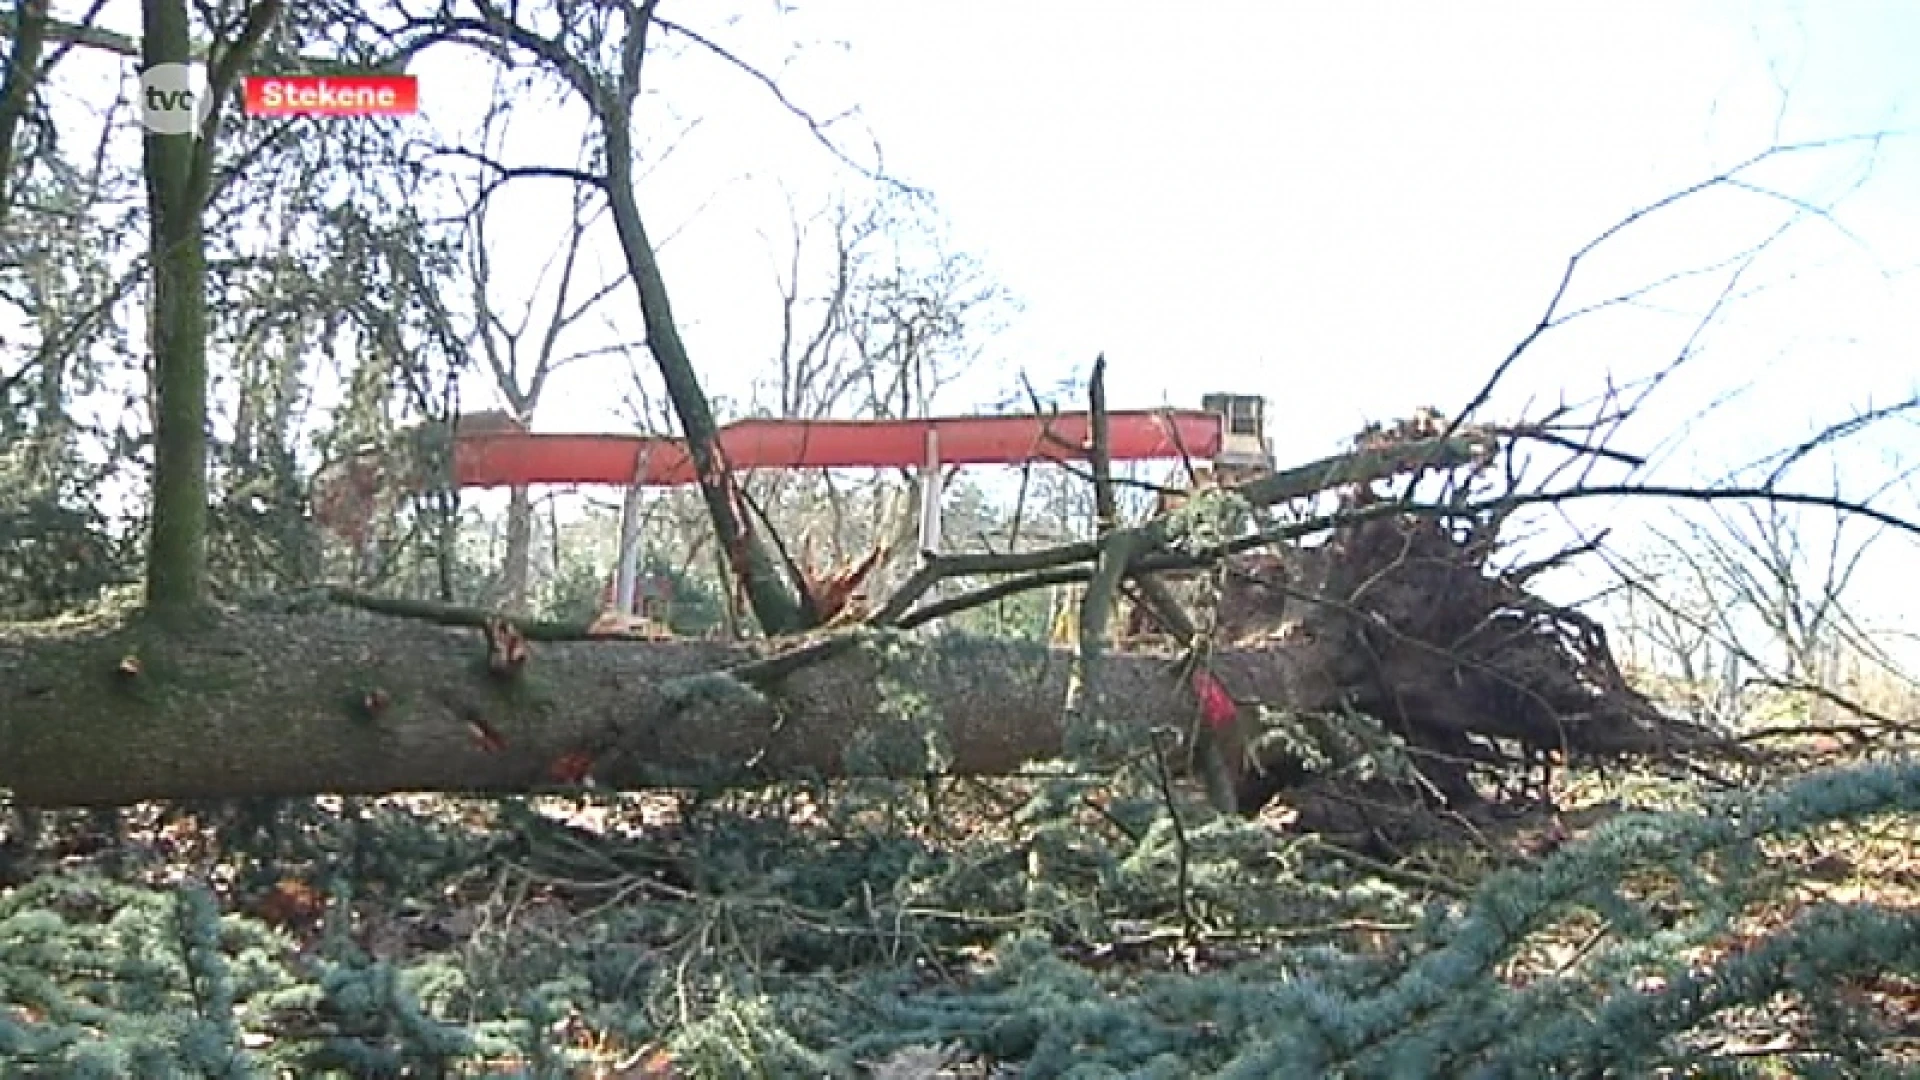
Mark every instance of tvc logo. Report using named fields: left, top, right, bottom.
left=137, top=63, right=211, bottom=135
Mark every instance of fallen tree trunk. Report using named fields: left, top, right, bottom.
left=0, top=607, right=1329, bottom=808
left=0, top=428, right=1720, bottom=811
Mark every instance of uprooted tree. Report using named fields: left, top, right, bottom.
left=0, top=419, right=1768, bottom=814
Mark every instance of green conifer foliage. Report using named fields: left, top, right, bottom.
left=2, top=761, right=1914, bottom=1075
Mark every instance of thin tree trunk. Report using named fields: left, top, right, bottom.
left=503, top=485, right=532, bottom=613
left=136, top=0, right=282, bottom=620
left=140, top=0, right=210, bottom=622
left=602, top=119, right=808, bottom=636
left=0, top=0, right=49, bottom=229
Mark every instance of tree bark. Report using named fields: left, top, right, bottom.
left=0, top=609, right=1325, bottom=809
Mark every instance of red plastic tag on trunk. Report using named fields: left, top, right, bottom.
left=1190, top=668, right=1238, bottom=730
left=548, top=751, right=595, bottom=785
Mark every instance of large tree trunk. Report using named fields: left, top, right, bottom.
left=0, top=609, right=1322, bottom=808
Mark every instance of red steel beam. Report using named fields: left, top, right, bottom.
left=451, top=410, right=1223, bottom=489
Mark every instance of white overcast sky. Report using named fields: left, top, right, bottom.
left=24, top=1, right=1920, bottom=658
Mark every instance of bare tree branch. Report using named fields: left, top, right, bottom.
left=1436, top=135, right=1893, bottom=450
left=651, top=14, right=920, bottom=194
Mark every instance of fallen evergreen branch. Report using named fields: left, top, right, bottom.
left=1218, top=757, right=1920, bottom=1076
left=0, top=875, right=287, bottom=1074
left=1497, top=901, right=1920, bottom=1076
left=3, top=759, right=1914, bottom=1077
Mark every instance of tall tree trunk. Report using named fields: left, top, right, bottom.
left=502, top=485, right=532, bottom=613
left=0, top=0, right=48, bottom=229
left=135, top=0, right=282, bottom=619
left=140, top=0, right=210, bottom=622
left=27, top=257, right=69, bottom=485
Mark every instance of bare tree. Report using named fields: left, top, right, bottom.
left=392, top=0, right=831, bottom=633
left=736, top=186, right=1013, bottom=607
left=1606, top=449, right=1913, bottom=734
left=435, top=85, right=638, bottom=612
